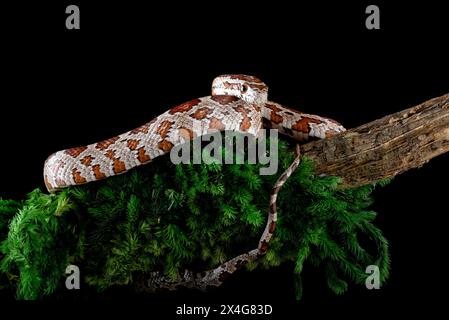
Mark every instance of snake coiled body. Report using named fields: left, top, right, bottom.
left=44, top=95, right=262, bottom=192
left=44, top=74, right=345, bottom=192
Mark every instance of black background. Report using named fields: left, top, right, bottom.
left=1, top=1, right=449, bottom=318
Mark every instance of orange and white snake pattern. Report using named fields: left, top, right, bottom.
left=43, top=74, right=345, bottom=192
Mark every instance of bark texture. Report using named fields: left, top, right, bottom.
left=302, top=93, right=449, bottom=188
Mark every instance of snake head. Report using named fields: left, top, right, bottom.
left=212, top=74, right=268, bottom=106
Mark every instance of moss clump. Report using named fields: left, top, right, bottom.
left=0, top=139, right=390, bottom=300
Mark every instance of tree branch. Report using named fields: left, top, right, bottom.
left=302, top=93, right=449, bottom=188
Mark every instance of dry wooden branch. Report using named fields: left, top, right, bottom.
left=302, top=93, right=449, bottom=188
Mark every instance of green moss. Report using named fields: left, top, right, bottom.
left=0, top=139, right=390, bottom=300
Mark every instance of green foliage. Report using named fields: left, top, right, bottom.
left=0, top=139, right=390, bottom=300
left=0, top=190, right=79, bottom=298
left=0, top=198, right=22, bottom=291
left=0, top=199, right=21, bottom=238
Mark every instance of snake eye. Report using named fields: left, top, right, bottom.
left=242, top=84, right=248, bottom=93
